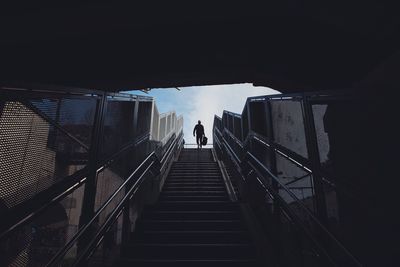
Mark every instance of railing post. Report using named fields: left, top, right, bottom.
left=265, top=100, right=279, bottom=208
left=302, top=94, right=328, bottom=225
left=78, top=92, right=107, bottom=253
left=246, top=100, right=253, bottom=152
left=121, top=98, right=140, bottom=245
left=264, top=99, right=286, bottom=264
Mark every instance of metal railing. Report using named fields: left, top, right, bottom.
left=214, top=127, right=361, bottom=266
left=47, top=132, right=183, bottom=266
left=245, top=152, right=362, bottom=267
left=0, top=86, right=184, bottom=267
left=213, top=91, right=363, bottom=267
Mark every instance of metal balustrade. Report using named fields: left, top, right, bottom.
left=0, top=86, right=184, bottom=267
left=213, top=90, right=363, bottom=267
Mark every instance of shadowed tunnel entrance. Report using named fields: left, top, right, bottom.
left=0, top=2, right=399, bottom=265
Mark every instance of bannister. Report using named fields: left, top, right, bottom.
left=160, top=132, right=183, bottom=173
left=0, top=86, right=184, bottom=267
left=74, top=161, right=156, bottom=266
left=48, top=131, right=183, bottom=266
left=0, top=133, right=151, bottom=241
left=213, top=91, right=363, bottom=266
left=0, top=168, right=89, bottom=240
left=246, top=152, right=362, bottom=266
left=47, top=151, right=158, bottom=267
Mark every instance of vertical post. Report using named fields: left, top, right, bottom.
left=246, top=100, right=252, bottom=135
left=266, top=100, right=279, bottom=187
left=302, top=95, right=328, bottom=225
left=133, top=98, right=139, bottom=139
left=266, top=99, right=284, bottom=262
left=245, top=100, right=253, bottom=153
left=149, top=100, right=155, bottom=140
left=122, top=98, right=139, bottom=244
left=78, top=92, right=107, bottom=251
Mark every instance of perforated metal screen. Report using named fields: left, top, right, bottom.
left=0, top=95, right=96, bottom=209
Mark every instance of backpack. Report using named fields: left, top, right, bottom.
left=202, top=136, right=208, bottom=145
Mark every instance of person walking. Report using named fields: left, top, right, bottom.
left=193, top=120, right=205, bottom=149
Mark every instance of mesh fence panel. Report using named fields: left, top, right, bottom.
left=101, top=99, right=136, bottom=159
left=136, top=101, right=152, bottom=138
left=271, top=100, right=308, bottom=158
left=0, top=96, right=95, bottom=209
left=30, top=97, right=96, bottom=148
left=275, top=151, right=315, bottom=214
left=0, top=183, right=86, bottom=267
left=0, top=88, right=185, bottom=267
left=249, top=101, right=269, bottom=137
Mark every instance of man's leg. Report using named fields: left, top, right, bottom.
left=196, top=135, right=200, bottom=149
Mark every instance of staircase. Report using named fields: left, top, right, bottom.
left=117, top=148, right=260, bottom=266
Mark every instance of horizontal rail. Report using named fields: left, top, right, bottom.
left=0, top=168, right=89, bottom=239
left=160, top=133, right=183, bottom=173
left=0, top=132, right=167, bottom=252
left=48, top=129, right=183, bottom=266
left=223, top=129, right=243, bottom=148
left=214, top=128, right=361, bottom=266
left=23, top=100, right=90, bottom=151
left=97, top=133, right=150, bottom=172
left=47, top=152, right=157, bottom=266
left=249, top=133, right=312, bottom=173
left=246, top=152, right=362, bottom=266
left=73, top=161, right=156, bottom=267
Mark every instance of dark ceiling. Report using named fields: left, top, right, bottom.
left=1, top=2, right=399, bottom=93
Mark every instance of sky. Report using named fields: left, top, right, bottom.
left=130, top=83, right=280, bottom=144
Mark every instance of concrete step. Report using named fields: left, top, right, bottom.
left=163, top=186, right=226, bottom=191
left=137, top=220, right=244, bottom=231
left=150, top=201, right=238, bottom=211
left=161, top=190, right=227, bottom=195
left=159, top=195, right=228, bottom=201
left=115, top=259, right=260, bottom=267
left=141, top=210, right=240, bottom=220
left=167, top=178, right=222, bottom=182
left=132, top=230, right=251, bottom=244
left=122, top=243, right=255, bottom=260
left=164, top=182, right=224, bottom=187
left=168, top=175, right=221, bottom=178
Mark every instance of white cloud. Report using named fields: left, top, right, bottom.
left=183, top=83, right=280, bottom=143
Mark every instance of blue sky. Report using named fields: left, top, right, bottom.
left=130, top=83, right=280, bottom=143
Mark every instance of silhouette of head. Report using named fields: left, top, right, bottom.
left=198, top=120, right=201, bottom=124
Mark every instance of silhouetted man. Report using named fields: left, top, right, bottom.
left=193, top=120, right=204, bottom=149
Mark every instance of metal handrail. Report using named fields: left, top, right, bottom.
left=47, top=152, right=157, bottom=266
left=247, top=161, right=336, bottom=266
left=1, top=133, right=150, bottom=240
left=97, top=133, right=150, bottom=173
left=48, top=129, right=183, bottom=266
left=160, top=133, right=177, bottom=164
left=73, top=161, right=156, bottom=267
left=246, top=151, right=362, bottom=266
left=221, top=136, right=242, bottom=166
left=248, top=132, right=312, bottom=173
left=220, top=127, right=243, bottom=149
left=0, top=168, right=89, bottom=239
left=249, top=132, right=365, bottom=205
left=160, top=132, right=183, bottom=173
left=214, top=127, right=361, bottom=266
